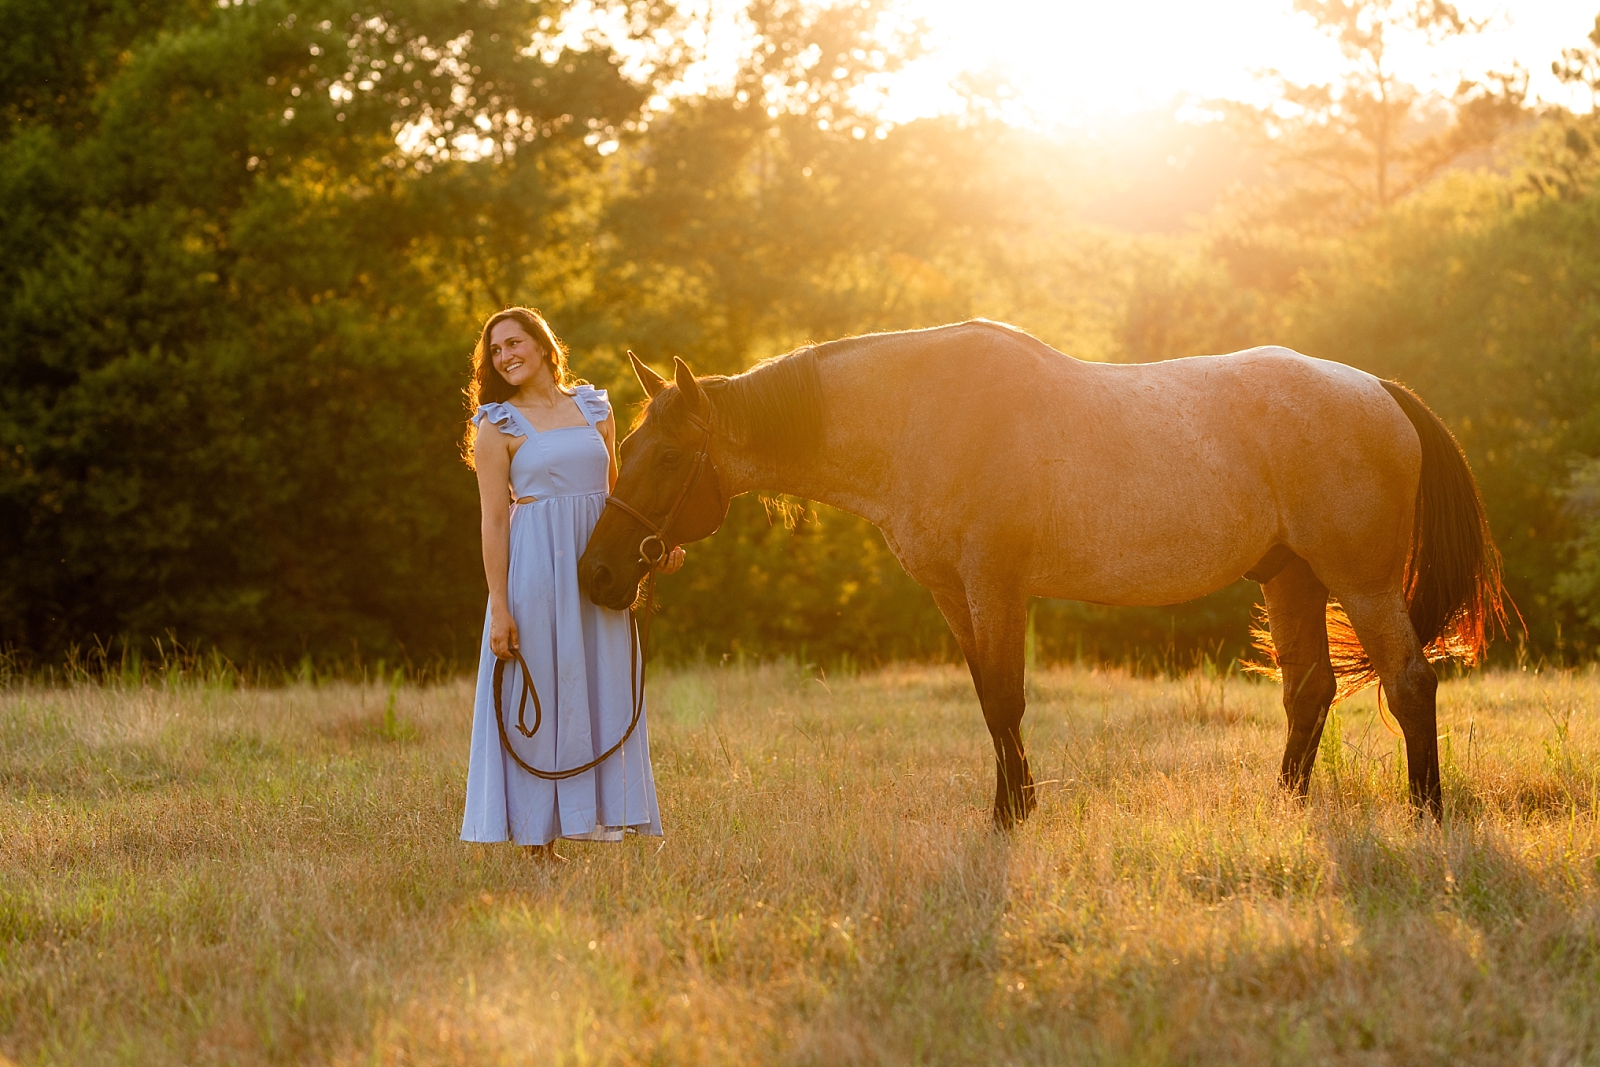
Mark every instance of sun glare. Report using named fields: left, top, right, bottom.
left=885, top=0, right=1600, bottom=126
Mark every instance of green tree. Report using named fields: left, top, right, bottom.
left=1239, top=0, right=1525, bottom=224
left=0, top=0, right=652, bottom=662
left=1553, top=458, right=1600, bottom=642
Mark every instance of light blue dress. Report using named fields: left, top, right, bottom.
left=460, top=385, right=662, bottom=845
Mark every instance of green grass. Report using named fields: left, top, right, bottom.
left=1, top=662, right=1598, bottom=1065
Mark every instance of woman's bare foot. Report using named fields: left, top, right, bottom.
left=525, top=843, right=567, bottom=863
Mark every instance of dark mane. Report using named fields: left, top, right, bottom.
left=647, top=346, right=825, bottom=463
left=642, top=321, right=1031, bottom=459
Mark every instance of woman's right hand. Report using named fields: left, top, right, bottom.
left=490, top=610, right=520, bottom=660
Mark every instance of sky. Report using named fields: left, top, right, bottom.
left=884, top=0, right=1600, bottom=125
left=559, top=0, right=1600, bottom=132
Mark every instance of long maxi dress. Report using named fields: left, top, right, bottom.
left=460, top=385, right=663, bottom=845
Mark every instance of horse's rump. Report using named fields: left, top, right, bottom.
left=1251, top=380, right=1511, bottom=700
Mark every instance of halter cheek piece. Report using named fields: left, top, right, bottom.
left=601, top=407, right=724, bottom=566
left=491, top=406, right=724, bottom=783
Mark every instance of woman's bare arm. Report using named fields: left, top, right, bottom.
left=598, top=413, right=619, bottom=491
left=474, top=424, right=519, bottom=658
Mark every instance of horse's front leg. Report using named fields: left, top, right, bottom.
left=963, top=583, right=1034, bottom=829
left=930, top=587, right=982, bottom=701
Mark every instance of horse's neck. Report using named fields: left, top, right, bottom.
left=714, top=344, right=897, bottom=527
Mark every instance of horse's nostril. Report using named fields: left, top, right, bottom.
left=591, top=563, right=612, bottom=593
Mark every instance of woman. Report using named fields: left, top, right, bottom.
left=459, top=307, right=683, bottom=859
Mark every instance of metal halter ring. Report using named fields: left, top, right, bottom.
left=638, top=534, right=668, bottom=567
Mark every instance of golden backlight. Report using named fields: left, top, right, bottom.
left=884, top=0, right=1598, bottom=125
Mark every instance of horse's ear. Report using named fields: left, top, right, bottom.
left=629, top=350, right=667, bottom=399
left=673, top=356, right=708, bottom=417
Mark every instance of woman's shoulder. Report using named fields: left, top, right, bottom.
left=572, top=383, right=611, bottom=424
left=473, top=401, right=523, bottom=436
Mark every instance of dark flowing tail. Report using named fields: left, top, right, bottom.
left=1253, top=380, right=1512, bottom=701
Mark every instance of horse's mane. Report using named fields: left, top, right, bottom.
left=641, top=321, right=1036, bottom=461
left=645, top=346, right=826, bottom=464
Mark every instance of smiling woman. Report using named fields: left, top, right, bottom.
left=458, top=307, right=682, bottom=861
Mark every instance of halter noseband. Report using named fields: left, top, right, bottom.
left=604, top=407, right=722, bottom=566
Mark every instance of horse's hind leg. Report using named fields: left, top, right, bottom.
left=1338, top=591, right=1442, bottom=817
left=1262, top=557, right=1338, bottom=799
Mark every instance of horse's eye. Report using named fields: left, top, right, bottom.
left=659, top=450, right=681, bottom=468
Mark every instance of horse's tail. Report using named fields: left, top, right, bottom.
left=1252, top=380, right=1512, bottom=701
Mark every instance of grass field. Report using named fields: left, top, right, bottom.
left=2, top=661, right=1598, bottom=1065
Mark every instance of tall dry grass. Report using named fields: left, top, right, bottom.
left=1, top=662, right=1597, bottom=1065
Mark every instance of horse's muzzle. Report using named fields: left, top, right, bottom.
left=578, top=557, right=641, bottom=611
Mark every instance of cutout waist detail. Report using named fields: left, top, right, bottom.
left=508, top=489, right=608, bottom=507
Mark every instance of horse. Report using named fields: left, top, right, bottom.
left=577, top=320, right=1507, bottom=826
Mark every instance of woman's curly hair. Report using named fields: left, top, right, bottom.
left=462, top=307, right=575, bottom=468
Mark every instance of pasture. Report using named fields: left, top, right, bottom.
left=1, top=662, right=1597, bottom=1065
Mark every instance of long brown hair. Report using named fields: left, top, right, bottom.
left=462, top=307, right=574, bottom=467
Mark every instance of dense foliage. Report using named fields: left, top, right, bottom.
left=4, top=0, right=1600, bottom=669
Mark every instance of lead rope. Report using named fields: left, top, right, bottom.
left=492, top=402, right=713, bottom=782
left=491, top=564, right=655, bottom=781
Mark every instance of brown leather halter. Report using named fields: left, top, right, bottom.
left=490, top=405, right=722, bottom=782
left=601, top=406, right=723, bottom=567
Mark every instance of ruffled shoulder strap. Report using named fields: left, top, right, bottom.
left=572, top=384, right=611, bottom=427
left=473, top=402, right=529, bottom=438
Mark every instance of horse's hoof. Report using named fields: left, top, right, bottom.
left=1277, top=776, right=1312, bottom=805
left=992, top=799, right=1033, bottom=831
left=1409, top=796, right=1444, bottom=824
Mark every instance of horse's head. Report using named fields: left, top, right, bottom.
left=579, top=354, right=731, bottom=610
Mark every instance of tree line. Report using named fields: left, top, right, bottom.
left=4, top=0, right=1599, bottom=670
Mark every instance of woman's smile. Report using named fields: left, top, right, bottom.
left=489, top=321, right=544, bottom=386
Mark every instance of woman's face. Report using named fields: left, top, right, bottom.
left=489, top=319, right=551, bottom=390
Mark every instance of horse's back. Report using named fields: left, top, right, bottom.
left=1100, top=346, right=1409, bottom=455
left=876, top=328, right=1421, bottom=605
left=1058, top=346, right=1418, bottom=602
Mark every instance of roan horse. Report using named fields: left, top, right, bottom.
left=577, top=321, right=1507, bottom=826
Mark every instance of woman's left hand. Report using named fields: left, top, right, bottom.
left=658, top=545, right=687, bottom=574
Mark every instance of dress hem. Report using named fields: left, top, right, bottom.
left=461, top=824, right=664, bottom=847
